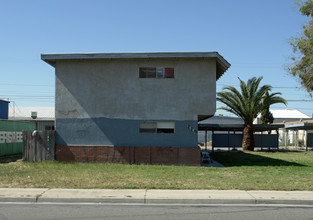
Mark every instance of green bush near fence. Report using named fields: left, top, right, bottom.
left=0, top=120, right=36, bottom=157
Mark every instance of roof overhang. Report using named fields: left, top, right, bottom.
left=8, top=117, right=55, bottom=122
left=41, top=52, right=230, bottom=80
left=0, top=99, right=10, bottom=103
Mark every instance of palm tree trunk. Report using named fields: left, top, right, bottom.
left=242, top=124, right=255, bottom=151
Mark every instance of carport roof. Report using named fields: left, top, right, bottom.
left=41, top=51, right=231, bottom=80
left=198, top=124, right=284, bottom=132
left=285, top=120, right=313, bottom=130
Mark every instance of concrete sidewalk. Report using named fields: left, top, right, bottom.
left=0, top=188, right=313, bottom=205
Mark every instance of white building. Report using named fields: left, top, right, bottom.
left=254, top=109, right=311, bottom=146
left=254, top=109, right=310, bottom=124
left=8, top=106, right=55, bottom=130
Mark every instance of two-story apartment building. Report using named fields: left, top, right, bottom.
left=42, top=52, right=230, bottom=165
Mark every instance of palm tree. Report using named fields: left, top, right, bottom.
left=216, top=77, right=287, bottom=151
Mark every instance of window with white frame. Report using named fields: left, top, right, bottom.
left=139, top=122, right=175, bottom=134
left=139, top=67, right=174, bottom=78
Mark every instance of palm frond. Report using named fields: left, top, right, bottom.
left=217, top=76, right=287, bottom=125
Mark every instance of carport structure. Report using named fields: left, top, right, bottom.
left=198, top=124, right=284, bottom=152
left=285, top=120, right=313, bottom=151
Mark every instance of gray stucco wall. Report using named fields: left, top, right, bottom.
left=55, top=58, right=217, bottom=147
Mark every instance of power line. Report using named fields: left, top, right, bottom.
left=286, top=100, right=313, bottom=102
left=217, top=83, right=301, bottom=89
left=217, top=99, right=312, bottom=103
left=270, top=107, right=312, bottom=110
left=12, top=100, right=54, bottom=103
left=0, top=83, right=54, bottom=87
left=0, top=95, right=54, bottom=98
left=0, top=90, right=53, bottom=94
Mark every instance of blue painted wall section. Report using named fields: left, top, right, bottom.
left=0, top=100, right=9, bottom=120
left=56, top=118, right=198, bottom=147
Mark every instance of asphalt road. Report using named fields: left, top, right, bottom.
left=1, top=203, right=313, bottom=220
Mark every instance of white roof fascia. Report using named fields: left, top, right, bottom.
left=41, top=51, right=231, bottom=73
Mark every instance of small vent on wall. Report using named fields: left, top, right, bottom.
left=31, top=111, right=37, bottom=119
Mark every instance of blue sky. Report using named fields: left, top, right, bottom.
left=0, top=0, right=312, bottom=117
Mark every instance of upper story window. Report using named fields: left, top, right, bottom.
left=139, top=67, right=174, bottom=78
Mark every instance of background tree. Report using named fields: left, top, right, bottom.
left=260, top=108, right=274, bottom=125
left=217, top=77, right=287, bottom=151
left=289, top=0, right=313, bottom=93
left=260, top=91, right=274, bottom=124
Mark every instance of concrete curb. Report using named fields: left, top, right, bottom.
left=1, top=188, right=313, bottom=205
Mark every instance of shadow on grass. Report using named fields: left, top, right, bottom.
left=210, top=152, right=306, bottom=167
left=0, top=155, right=22, bottom=163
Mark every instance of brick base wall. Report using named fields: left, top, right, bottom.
left=55, top=145, right=201, bottom=166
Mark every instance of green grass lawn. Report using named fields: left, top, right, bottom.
left=0, top=151, right=312, bottom=190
